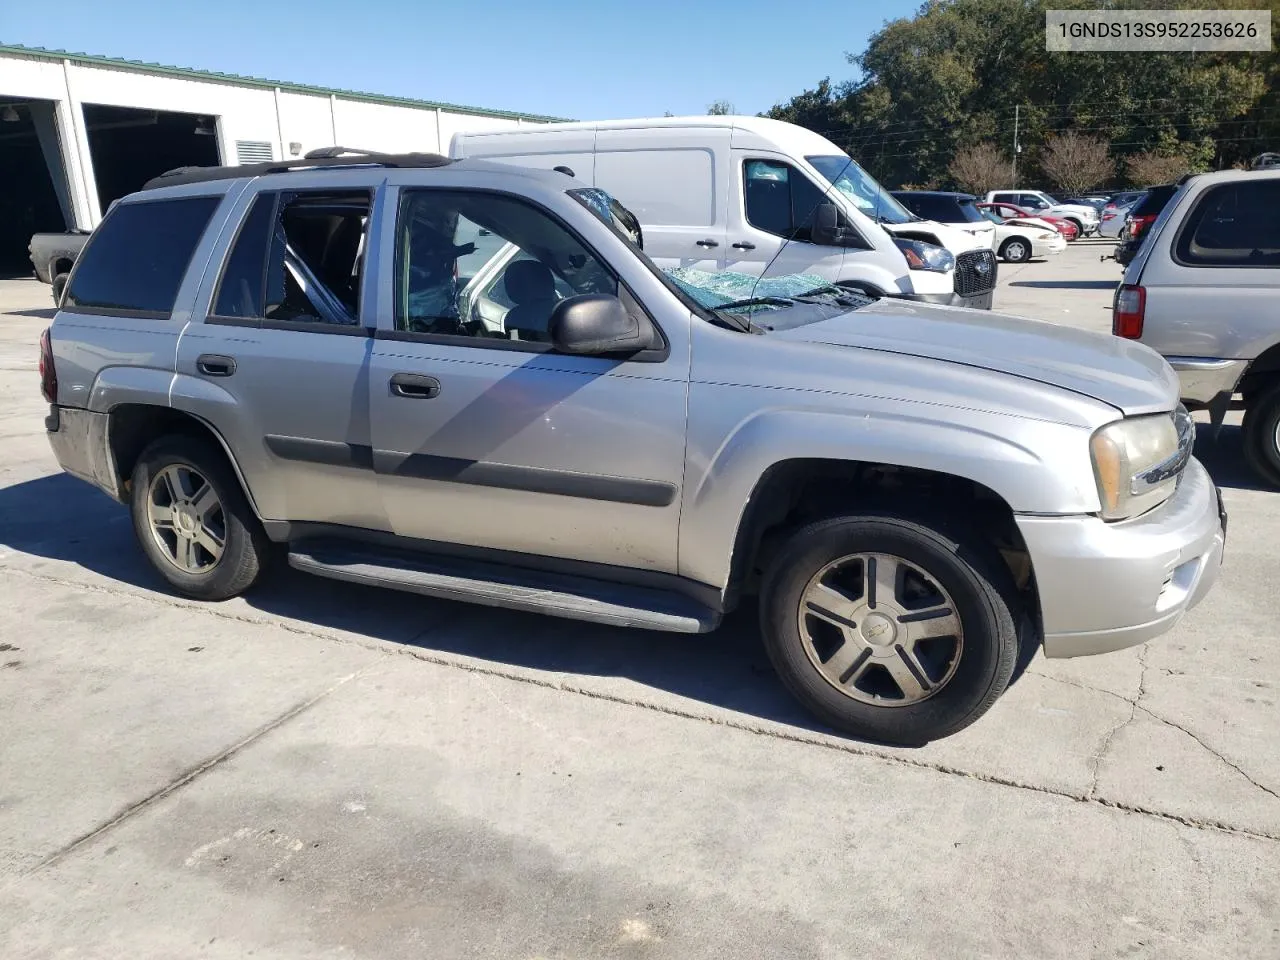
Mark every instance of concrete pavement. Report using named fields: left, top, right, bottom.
left=2, top=250, right=1278, bottom=958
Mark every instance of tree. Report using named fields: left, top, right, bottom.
left=948, top=143, right=1010, bottom=193
left=1039, top=131, right=1113, bottom=194
left=764, top=0, right=1273, bottom=188
left=1125, top=150, right=1191, bottom=186
left=707, top=99, right=736, bottom=116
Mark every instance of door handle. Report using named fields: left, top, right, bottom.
left=731, top=241, right=756, bottom=251
left=196, top=354, right=236, bottom=377
left=389, top=373, right=441, bottom=399
left=695, top=238, right=719, bottom=248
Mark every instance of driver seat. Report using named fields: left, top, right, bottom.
left=502, top=260, right=558, bottom=341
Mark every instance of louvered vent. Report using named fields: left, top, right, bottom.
left=235, top=140, right=274, bottom=164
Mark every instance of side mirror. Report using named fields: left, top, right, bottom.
left=811, top=202, right=839, bottom=245
left=549, top=294, right=654, bottom=356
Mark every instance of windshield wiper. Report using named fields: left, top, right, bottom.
left=714, top=295, right=795, bottom=311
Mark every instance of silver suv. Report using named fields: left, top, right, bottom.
left=1116, top=168, right=1280, bottom=485
left=41, top=149, right=1226, bottom=744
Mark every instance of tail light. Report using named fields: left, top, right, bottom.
left=1113, top=284, right=1145, bottom=339
left=39, top=327, right=58, bottom=403
left=1129, top=214, right=1156, bottom=239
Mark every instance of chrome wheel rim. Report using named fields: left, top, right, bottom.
left=797, top=553, right=963, bottom=706
left=147, top=464, right=225, bottom=573
left=1007, top=241, right=1027, bottom=260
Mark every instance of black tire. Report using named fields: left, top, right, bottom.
left=130, top=435, right=269, bottom=600
left=999, top=237, right=1031, bottom=263
left=1242, top=382, right=1280, bottom=488
left=759, top=514, right=1019, bottom=745
left=51, top=273, right=68, bottom=305
left=1064, top=217, right=1083, bottom=237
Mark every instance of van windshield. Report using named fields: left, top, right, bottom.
left=806, top=155, right=915, bottom=225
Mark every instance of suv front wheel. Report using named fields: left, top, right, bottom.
left=760, top=514, right=1019, bottom=745
left=130, top=436, right=270, bottom=600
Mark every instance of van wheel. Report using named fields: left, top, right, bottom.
left=1242, top=383, right=1280, bottom=488
left=51, top=273, right=68, bottom=305
left=759, top=514, right=1019, bottom=745
left=130, top=436, right=269, bottom=600
left=999, top=238, right=1030, bottom=263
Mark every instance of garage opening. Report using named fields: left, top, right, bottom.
left=0, top=98, right=72, bottom=276
left=83, top=104, right=220, bottom=213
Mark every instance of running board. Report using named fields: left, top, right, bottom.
left=287, top=541, right=720, bottom=634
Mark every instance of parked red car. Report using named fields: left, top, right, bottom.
left=977, top=202, right=1079, bottom=241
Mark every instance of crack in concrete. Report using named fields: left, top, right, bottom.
left=1136, top=705, right=1280, bottom=802
left=8, top=565, right=1280, bottom=846
left=25, top=667, right=367, bottom=876
left=1034, top=659, right=1280, bottom=805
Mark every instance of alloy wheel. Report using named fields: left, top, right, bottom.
left=146, top=463, right=226, bottom=573
left=797, top=552, right=963, bottom=706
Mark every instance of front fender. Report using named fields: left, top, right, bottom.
left=678, top=402, right=1100, bottom=590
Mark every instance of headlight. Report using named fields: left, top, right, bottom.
left=1037, top=232, right=1057, bottom=240
left=1090, top=410, right=1191, bottom=520
left=893, top=237, right=955, bottom=273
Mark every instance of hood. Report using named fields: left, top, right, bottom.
left=770, top=298, right=1177, bottom=416
left=881, top=219, right=987, bottom=253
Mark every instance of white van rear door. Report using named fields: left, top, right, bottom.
left=591, top=127, right=727, bottom=271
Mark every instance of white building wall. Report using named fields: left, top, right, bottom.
left=1, top=49, right=551, bottom=230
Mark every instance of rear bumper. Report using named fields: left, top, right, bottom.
left=45, top=404, right=123, bottom=501
left=1165, top=356, right=1247, bottom=406
left=1017, top=458, right=1225, bottom=658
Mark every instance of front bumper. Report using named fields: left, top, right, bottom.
left=1016, top=458, right=1225, bottom=658
left=907, top=289, right=994, bottom=310
left=1166, top=356, right=1247, bottom=406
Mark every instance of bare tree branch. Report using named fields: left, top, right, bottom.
left=1039, top=132, right=1114, bottom=194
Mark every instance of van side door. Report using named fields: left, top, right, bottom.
left=1139, top=176, right=1280, bottom=366
left=591, top=127, right=728, bottom=273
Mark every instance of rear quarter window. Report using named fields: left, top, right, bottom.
left=65, top=195, right=220, bottom=317
left=1173, top=180, right=1280, bottom=267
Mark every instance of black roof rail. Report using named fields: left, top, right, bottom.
left=141, top=148, right=452, bottom=190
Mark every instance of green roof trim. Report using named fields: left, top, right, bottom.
left=0, top=43, right=569, bottom=123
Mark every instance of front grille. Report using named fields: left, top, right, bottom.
left=954, top=249, right=998, bottom=297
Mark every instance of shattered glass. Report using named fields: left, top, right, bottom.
left=663, top=267, right=828, bottom=308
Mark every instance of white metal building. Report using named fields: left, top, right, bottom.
left=0, top=44, right=561, bottom=273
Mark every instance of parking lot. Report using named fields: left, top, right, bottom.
left=1, top=240, right=1278, bottom=958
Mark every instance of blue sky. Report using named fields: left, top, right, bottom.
left=2, top=0, right=917, bottom=119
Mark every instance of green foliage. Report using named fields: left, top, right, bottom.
left=765, top=0, right=1277, bottom=188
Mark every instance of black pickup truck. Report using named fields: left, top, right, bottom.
left=28, top=230, right=90, bottom=302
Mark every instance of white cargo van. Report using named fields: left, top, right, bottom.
left=451, top=116, right=998, bottom=308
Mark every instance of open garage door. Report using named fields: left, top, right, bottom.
left=0, top=98, right=72, bottom=276
left=84, top=104, right=220, bottom=213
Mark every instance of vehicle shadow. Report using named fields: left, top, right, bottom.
left=0, top=472, right=828, bottom=734
left=1007, top=280, right=1118, bottom=290
left=4, top=308, right=57, bottom=320
left=1194, top=423, right=1269, bottom=492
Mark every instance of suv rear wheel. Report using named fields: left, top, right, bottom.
left=759, top=514, right=1019, bottom=745
left=130, top=436, right=269, bottom=600
left=1242, top=382, right=1280, bottom=487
